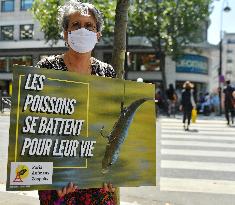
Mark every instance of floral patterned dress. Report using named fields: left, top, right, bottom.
left=36, top=55, right=116, bottom=205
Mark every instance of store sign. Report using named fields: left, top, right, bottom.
left=176, top=54, right=208, bottom=74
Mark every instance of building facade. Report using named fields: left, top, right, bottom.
left=0, top=0, right=219, bottom=99
left=222, top=33, right=235, bottom=84
left=125, top=42, right=218, bottom=98
left=0, top=0, right=68, bottom=94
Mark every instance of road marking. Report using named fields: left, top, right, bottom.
left=161, top=119, right=226, bottom=124
left=161, top=160, right=235, bottom=172
left=162, top=126, right=230, bottom=131
left=161, top=121, right=230, bottom=125
left=162, top=130, right=235, bottom=136
left=161, top=149, right=235, bottom=158
left=160, top=177, right=235, bottom=194
left=162, top=140, right=235, bottom=148
left=162, top=134, right=235, bottom=141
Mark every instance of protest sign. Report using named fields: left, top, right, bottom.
left=7, top=65, right=156, bottom=191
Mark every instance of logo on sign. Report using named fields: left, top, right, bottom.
left=13, top=165, right=29, bottom=182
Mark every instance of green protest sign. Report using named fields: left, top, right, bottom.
left=7, top=65, right=156, bottom=191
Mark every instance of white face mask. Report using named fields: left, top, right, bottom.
left=67, top=28, right=97, bottom=53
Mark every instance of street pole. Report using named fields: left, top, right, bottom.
left=218, top=0, right=231, bottom=115
left=218, top=36, right=222, bottom=115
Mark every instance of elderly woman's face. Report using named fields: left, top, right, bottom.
left=64, top=11, right=100, bottom=54
left=67, top=11, right=97, bottom=32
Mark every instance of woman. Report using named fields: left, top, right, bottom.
left=180, top=81, right=196, bottom=131
left=36, top=1, right=116, bottom=204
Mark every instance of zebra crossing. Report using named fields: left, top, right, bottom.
left=160, top=117, right=235, bottom=195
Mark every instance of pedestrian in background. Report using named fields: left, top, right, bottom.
left=199, top=92, right=211, bottom=115
left=211, top=89, right=220, bottom=116
left=166, top=84, right=177, bottom=117
left=180, top=81, right=196, bottom=131
left=223, top=80, right=235, bottom=126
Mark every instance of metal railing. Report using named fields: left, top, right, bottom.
left=0, top=97, right=11, bottom=113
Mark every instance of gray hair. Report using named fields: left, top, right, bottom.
left=58, top=0, right=104, bottom=32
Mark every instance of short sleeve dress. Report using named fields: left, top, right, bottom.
left=36, top=55, right=116, bottom=205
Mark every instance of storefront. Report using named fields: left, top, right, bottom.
left=175, top=54, right=209, bottom=100
left=0, top=55, right=33, bottom=95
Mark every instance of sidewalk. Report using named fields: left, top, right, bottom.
left=0, top=109, right=10, bottom=116
left=0, top=184, right=39, bottom=205
left=0, top=184, right=175, bottom=205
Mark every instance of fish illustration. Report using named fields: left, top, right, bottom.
left=101, top=97, right=153, bottom=173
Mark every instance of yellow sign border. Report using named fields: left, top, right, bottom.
left=15, top=75, right=90, bottom=169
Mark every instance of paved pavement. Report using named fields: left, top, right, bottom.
left=0, top=114, right=10, bottom=184
left=1, top=113, right=235, bottom=204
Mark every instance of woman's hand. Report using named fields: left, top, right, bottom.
left=57, top=182, right=78, bottom=198
left=103, top=182, right=115, bottom=193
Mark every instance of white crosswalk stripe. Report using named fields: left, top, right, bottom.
left=162, top=129, right=235, bottom=135
left=161, top=149, right=235, bottom=158
left=162, top=134, right=235, bottom=141
left=160, top=178, right=235, bottom=194
left=162, top=140, right=235, bottom=148
left=161, top=160, right=235, bottom=172
left=160, top=117, right=235, bottom=195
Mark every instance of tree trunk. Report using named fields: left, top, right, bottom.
left=159, top=52, right=168, bottom=114
left=160, top=52, right=167, bottom=94
left=111, top=1, right=130, bottom=204
left=111, top=0, right=130, bottom=78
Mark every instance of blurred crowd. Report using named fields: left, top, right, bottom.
left=155, top=81, right=235, bottom=125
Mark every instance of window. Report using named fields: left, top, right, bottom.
left=20, top=0, right=33, bottom=10
left=9, top=56, right=33, bottom=71
left=227, top=59, right=233, bottom=64
left=227, top=39, right=235, bottom=44
left=0, top=56, right=33, bottom=72
left=227, top=49, right=233, bottom=54
left=1, top=0, right=14, bottom=12
left=128, top=53, right=160, bottom=71
left=0, top=57, right=7, bottom=72
left=20, top=24, right=33, bottom=40
left=0, top=25, right=14, bottom=41
left=226, top=70, right=232, bottom=75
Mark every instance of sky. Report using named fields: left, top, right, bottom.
left=207, top=0, right=235, bottom=45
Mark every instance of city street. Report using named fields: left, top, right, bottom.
left=121, top=116, right=235, bottom=205
left=1, top=114, right=235, bottom=204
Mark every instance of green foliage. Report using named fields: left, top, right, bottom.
left=31, top=0, right=213, bottom=58
left=31, top=0, right=63, bottom=45
left=129, top=0, right=213, bottom=59
left=92, top=0, right=116, bottom=36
